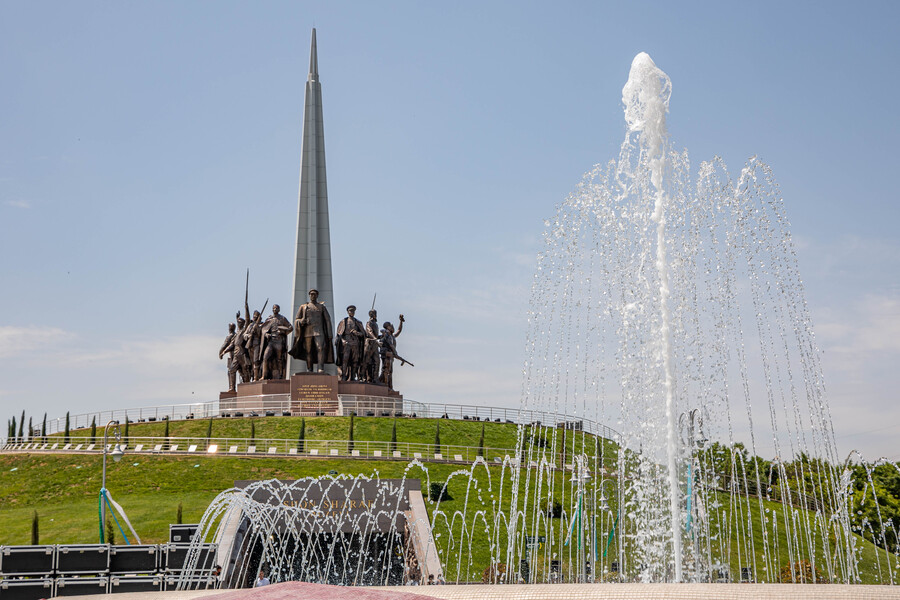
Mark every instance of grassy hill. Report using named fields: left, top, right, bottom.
left=1, top=415, right=894, bottom=584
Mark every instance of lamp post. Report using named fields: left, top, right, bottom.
left=100, top=420, right=125, bottom=543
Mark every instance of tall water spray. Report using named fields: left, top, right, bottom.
left=516, top=51, right=854, bottom=582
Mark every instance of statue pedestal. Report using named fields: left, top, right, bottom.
left=335, top=380, right=403, bottom=417
left=219, top=380, right=290, bottom=415
left=290, top=373, right=340, bottom=416
left=219, top=375, right=404, bottom=418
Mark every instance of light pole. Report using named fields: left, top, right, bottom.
left=100, top=420, right=125, bottom=543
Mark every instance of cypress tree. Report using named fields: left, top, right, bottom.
left=64, top=412, right=70, bottom=444
left=297, top=418, right=306, bottom=453
left=176, top=502, right=183, bottom=525
left=348, top=413, right=355, bottom=452
left=205, top=417, right=213, bottom=447
left=163, top=419, right=170, bottom=450
left=18, top=410, right=24, bottom=439
left=90, top=417, right=97, bottom=445
left=434, top=422, right=441, bottom=455
left=123, top=418, right=130, bottom=448
left=31, top=511, right=39, bottom=545
left=250, top=421, right=256, bottom=440
left=477, top=424, right=485, bottom=458
left=106, top=517, right=116, bottom=545
left=41, top=413, right=46, bottom=442
left=27, top=417, right=32, bottom=442
left=390, top=419, right=397, bottom=452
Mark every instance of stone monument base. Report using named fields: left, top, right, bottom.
left=219, top=379, right=291, bottom=415
left=218, top=374, right=403, bottom=417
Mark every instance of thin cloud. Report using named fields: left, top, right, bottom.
left=4, top=199, right=30, bottom=209
left=0, top=326, right=72, bottom=358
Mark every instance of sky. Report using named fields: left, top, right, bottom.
left=1, top=1, right=898, bottom=460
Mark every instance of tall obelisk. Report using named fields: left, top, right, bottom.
left=289, top=29, right=336, bottom=376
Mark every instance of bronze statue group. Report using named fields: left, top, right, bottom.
left=219, top=289, right=410, bottom=392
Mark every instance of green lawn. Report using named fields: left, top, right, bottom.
left=3, top=416, right=895, bottom=584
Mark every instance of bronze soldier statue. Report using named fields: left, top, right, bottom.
left=379, top=314, right=405, bottom=389
left=335, top=305, right=365, bottom=381
left=260, top=305, right=293, bottom=379
left=243, top=311, right=263, bottom=380
left=219, top=322, right=237, bottom=391
left=242, top=298, right=267, bottom=381
left=289, top=289, right=334, bottom=373
left=224, top=314, right=252, bottom=388
left=362, top=309, right=381, bottom=383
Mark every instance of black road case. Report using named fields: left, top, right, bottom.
left=108, top=574, right=163, bottom=593
left=163, top=543, right=216, bottom=574
left=164, top=574, right=217, bottom=591
left=0, top=546, right=55, bottom=576
left=109, top=544, right=158, bottom=574
left=56, top=545, right=109, bottom=575
left=168, top=524, right=199, bottom=543
left=55, top=576, right=108, bottom=596
left=0, top=578, right=54, bottom=600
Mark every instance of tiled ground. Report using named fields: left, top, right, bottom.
left=72, top=582, right=900, bottom=600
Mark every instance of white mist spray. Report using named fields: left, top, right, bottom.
left=621, top=52, right=682, bottom=581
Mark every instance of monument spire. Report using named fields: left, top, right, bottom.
left=289, top=28, right=335, bottom=375
left=308, top=28, right=318, bottom=80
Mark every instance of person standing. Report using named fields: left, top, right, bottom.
left=255, top=569, right=270, bottom=587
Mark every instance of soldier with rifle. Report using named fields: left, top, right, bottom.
left=363, top=308, right=381, bottom=383
left=260, top=304, right=293, bottom=380
left=379, top=315, right=413, bottom=390
left=243, top=299, right=267, bottom=381
left=219, top=322, right=238, bottom=392
left=223, top=313, right=252, bottom=388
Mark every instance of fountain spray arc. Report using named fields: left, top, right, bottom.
left=515, top=51, right=854, bottom=583
left=621, top=52, right=682, bottom=581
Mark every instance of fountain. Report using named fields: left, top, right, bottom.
left=178, top=53, right=900, bottom=589
left=514, top=51, right=893, bottom=584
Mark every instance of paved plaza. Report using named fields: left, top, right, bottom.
left=68, top=582, right=900, bottom=600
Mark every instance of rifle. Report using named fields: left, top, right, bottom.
left=394, top=354, right=415, bottom=367
left=253, top=299, right=269, bottom=328
left=244, top=269, right=251, bottom=323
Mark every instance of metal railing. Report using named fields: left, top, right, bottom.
left=1, top=436, right=524, bottom=465
left=4, top=401, right=620, bottom=447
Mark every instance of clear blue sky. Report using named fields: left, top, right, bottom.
left=2, top=2, right=898, bottom=459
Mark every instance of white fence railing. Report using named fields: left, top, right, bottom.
left=1, top=436, right=528, bottom=465
left=5, top=401, right=620, bottom=447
